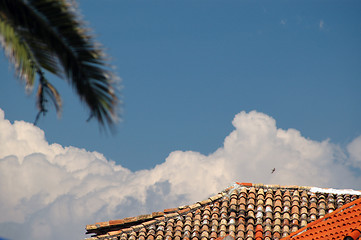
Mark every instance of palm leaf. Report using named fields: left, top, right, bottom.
left=0, top=0, right=120, bottom=128
left=0, top=17, right=36, bottom=90
left=36, top=71, right=62, bottom=117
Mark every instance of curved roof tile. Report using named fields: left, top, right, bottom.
left=85, top=182, right=361, bottom=240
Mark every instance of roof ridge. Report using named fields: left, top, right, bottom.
left=235, top=182, right=312, bottom=190
left=235, top=182, right=361, bottom=193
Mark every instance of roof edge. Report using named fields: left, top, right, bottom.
left=85, top=191, right=228, bottom=235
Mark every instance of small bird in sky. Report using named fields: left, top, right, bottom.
left=271, top=168, right=276, bottom=174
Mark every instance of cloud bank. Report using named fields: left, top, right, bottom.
left=0, top=109, right=360, bottom=240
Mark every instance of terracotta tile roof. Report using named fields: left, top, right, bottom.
left=85, top=182, right=361, bottom=240
left=280, top=196, right=361, bottom=240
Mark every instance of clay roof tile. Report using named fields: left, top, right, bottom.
left=85, top=183, right=361, bottom=240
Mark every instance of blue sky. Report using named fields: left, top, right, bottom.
left=1, top=1, right=361, bottom=239
left=1, top=1, right=360, bottom=171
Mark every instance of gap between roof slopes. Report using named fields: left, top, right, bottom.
left=85, top=182, right=361, bottom=240
left=281, top=195, right=361, bottom=240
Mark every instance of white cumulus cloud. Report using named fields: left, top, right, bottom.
left=347, top=135, right=361, bottom=168
left=0, top=109, right=360, bottom=240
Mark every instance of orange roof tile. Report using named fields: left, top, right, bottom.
left=85, top=182, right=361, bottom=240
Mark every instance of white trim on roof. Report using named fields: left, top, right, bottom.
left=310, top=187, right=361, bottom=195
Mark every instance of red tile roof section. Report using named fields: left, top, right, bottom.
left=347, top=229, right=361, bottom=240
left=281, top=197, right=361, bottom=240
left=85, top=182, right=361, bottom=240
